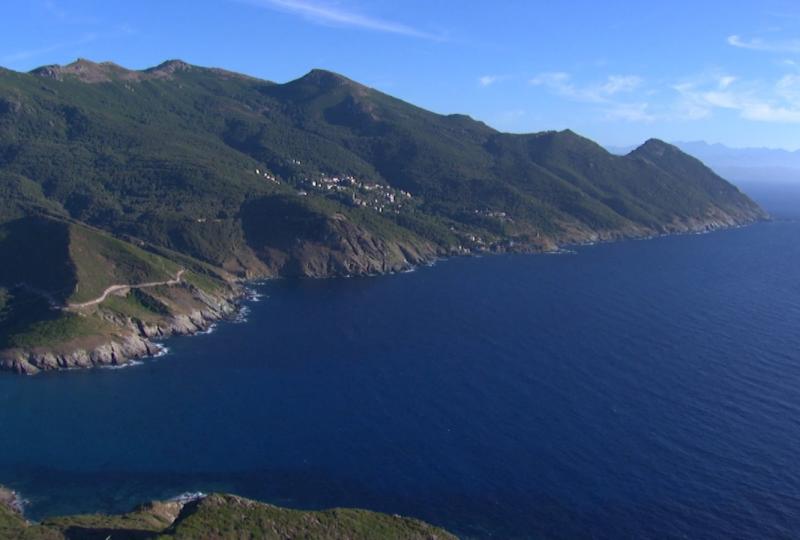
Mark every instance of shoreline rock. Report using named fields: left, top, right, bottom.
left=0, top=486, right=25, bottom=515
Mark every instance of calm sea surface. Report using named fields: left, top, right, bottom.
left=1, top=184, right=799, bottom=539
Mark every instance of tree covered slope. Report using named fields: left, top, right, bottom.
left=0, top=59, right=767, bottom=366
left=0, top=59, right=765, bottom=271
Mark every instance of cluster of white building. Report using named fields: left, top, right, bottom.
left=474, top=209, right=512, bottom=222
left=254, top=168, right=279, bottom=184
left=252, top=163, right=417, bottom=216
left=302, top=172, right=413, bottom=214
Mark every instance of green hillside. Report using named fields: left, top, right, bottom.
left=0, top=59, right=765, bottom=261
left=0, top=58, right=767, bottom=361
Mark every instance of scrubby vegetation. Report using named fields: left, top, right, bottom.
left=3, top=313, right=113, bottom=349
left=0, top=489, right=456, bottom=540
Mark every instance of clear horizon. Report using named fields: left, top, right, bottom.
left=2, top=0, right=800, bottom=150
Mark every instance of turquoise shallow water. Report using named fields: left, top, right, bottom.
left=1, top=185, right=799, bottom=539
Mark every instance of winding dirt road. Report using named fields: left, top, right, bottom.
left=67, top=269, right=185, bottom=310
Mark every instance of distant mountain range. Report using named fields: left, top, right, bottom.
left=0, top=58, right=766, bottom=373
left=607, top=141, right=800, bottom=184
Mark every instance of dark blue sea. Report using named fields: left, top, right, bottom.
left=1, top=183, right=799, bottom=539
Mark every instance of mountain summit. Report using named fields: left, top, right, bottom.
left=28, top=58, right=200, bottom=83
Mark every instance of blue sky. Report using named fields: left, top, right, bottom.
left=2, top=0, right=800, bottom=150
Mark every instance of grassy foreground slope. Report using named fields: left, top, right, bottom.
left=0, top=488, right=456, bottom=540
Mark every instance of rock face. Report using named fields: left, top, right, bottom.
left=255, top=215, right=439, bottom=278
left=0, top=334, right=154, bottom=375
left=0, top=486, right=23, bottom=515
left=28, top=58, right=195, bottom=83
left=242, top=198, right=439, bottom=278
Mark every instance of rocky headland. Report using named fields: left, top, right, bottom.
left=0, top=281, right=242, bottom=375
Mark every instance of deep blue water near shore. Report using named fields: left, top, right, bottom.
left=2, top=187, right=800, bottom=539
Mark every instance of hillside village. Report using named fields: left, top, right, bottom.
left=254, top=166, right=414, bottom=215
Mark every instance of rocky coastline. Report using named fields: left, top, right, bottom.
left=0, top=209, right=765, bottom=376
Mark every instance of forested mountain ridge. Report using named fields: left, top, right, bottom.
left=0, top=59, right=766, bottom=372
